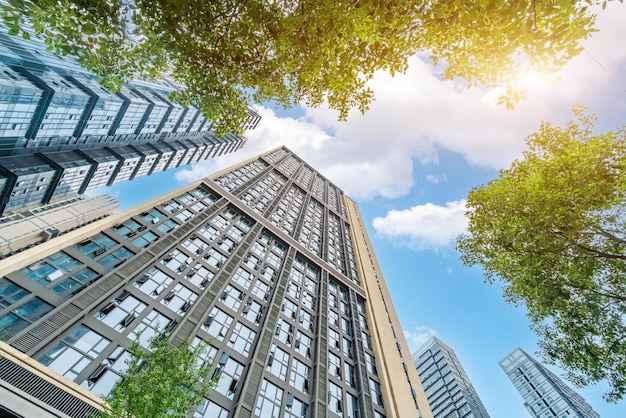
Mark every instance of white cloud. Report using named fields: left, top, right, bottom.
left=404, top=325, right=438, bottom=352
left=372, top=200, right=468, bottom=250
left=176, top=4, right=626, bottom=202
left=425, top=174, right=447, bottom=184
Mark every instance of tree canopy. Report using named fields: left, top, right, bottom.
left=456, top=106, right=626, bottom=402
left=100, top=331, right=216, bottom=418
left=0, top=0, right=609, bottom=134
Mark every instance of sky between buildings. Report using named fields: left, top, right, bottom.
left=89, top=3, right=626, bottom=417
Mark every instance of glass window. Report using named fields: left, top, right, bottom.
left=20, top=252, right=81, bottom=284
left=98, top=247, right=134, bottom=271
left=227, top=322, right=256, bottom=356
left=74, top=233, right=116, bottom=258
left=0, top=278, right=29, bottom=308
left=156, top=219, right=178, bottom=233
left=214, top=356, right=243, bottom=400
left=50, top=268, right=101, bottom=298
left=255, top=379, right=283, bottom=418
left=328, top=382, right=343, bottom=416
left=0, top=298, right=54, bottom=339
left=131, top=231, right=158, bottom=249
left=267, top=344, right=289, bottom=379
left=39, top=325, right=110, bottom=380
left=194, top=399, right=228, bottom=418
left=203, top=307, right=232, bottom=341
left=285, top=394, right=309, bottom=418
left=370, top=379, right=384, bottom=406
left=95, top=293, right=146, bottom=332
left=289, top=358, right=310, bottom=394
left=112, top=219, right=141, bottom=238
left=140, top=208, right=166, bottom=224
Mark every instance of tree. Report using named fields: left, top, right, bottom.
left=100, top=330, right=216, bottom=417
left=456, top=106, right=626, bottom=402
left=0, top=0, right=612, bottom=134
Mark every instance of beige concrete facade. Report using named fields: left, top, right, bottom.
left=345, top=197, right=433, bottom=418
left=0, top=195, right=120, bottom=257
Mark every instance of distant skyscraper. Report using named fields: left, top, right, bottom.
left=0, top=146, right=433, bottom=418
left=499, top=348, right=600, bottom=418
left=0, top=25, right=261, bottom=215
left=413, top=337, right=490, bottom=418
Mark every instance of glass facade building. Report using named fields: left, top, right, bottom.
left=499, top=348, right=600, bottom=418
left=0, top=147, right=433, bottom=418
left=413, top=337, right=490, bottom=418
left=0, top=25, right=261, bottom=215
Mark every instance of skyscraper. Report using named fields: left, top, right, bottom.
left=412, top=337, right=490, bottom=418
left=0, top=146, right=433, bottom=418
left=499, top=348, right=600, bottom=418
left=0, top=25, right=260, bottom=215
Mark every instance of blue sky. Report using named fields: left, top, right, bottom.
left=91, top=4, right=626, bottom=417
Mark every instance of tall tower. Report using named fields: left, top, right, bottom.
left=499, top=348, right=599, bottom=418
left=0, top=26, right=260, bottom=215
left=412, top=337, right=490, bottom=418
left=0, top=146, right=433, bottom=418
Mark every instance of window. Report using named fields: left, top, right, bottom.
left=344, top=363, right=356, bottom=387
left=20, top=252, right=81, bottom=284
left=366, top=353, right=378, bottom=375
left=140, top=209, right=166, bottom=224
left=328, top=382, right=343, bottom=416
left=0, top=278, right=29, bottom=308
left=39, top=325, right=110, bottom=380
left=160, top=283, right=197, bottom=314
left=275, top=319, right=293, bottom=346
left=255, top=379, right=283, bottom=418
left=214, top=356, right=242, bottom=400
left=219, top=285, right=243, bottom=312
left=98, top=247, right=134, bottom=270
left=95, top=293, right=146, bottom=332
left=289, top=358, right=310, bottom=394
left=295, top=331, right=313, bottom=359
left=267, top=345, right=289, bottom=379
left=194, top=399, right=228, bottom=418
left=203, top=307, right=232, bottom=341
left=204, top=249, right=227, bottom=270
left=284, top=394, right=309, bottom=418
left=112, top=219, right=141, bottom=238
left=131, top=231, right=158, bottom=248
left=184, top=265, right=214, bottom=289
left=232, top=268, right=253, bottom=290
left=227, top=322, right=256, bottom=356
left=131, top=309, right=171, bottom=348
left=370, top=379, right=384, bottom=406
left=0, top=298, right=54, bottom=339
left=156, top=219, right=178, bottom=233
left=329, top=352, right=342, bottom=379
left=50, top=268, right=101, bottom=298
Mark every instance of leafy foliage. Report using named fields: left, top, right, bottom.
left=100, top=331, right=216, bottom=417
left=457, top=106, right=626, bottom=402
left=0, top=0, right=614, bottom=132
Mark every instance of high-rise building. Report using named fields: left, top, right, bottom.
left=412, top=337, right=490, bottom=418
left=499, top=348, right=600, bottom=418
left=0, top=26, right=261, bottom=215
left=0, top=146, right=433, bottom=418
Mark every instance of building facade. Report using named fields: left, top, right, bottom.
left=0, top=146, right=432, bottom=418
left=0, top=194, right=120, bottom=259
left=412, top=337, right=490, bottom=418
left=499, top=348, right=600, bottom=418
left=0, top=25, right=260, bottom=214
